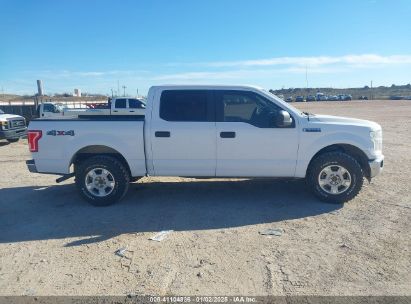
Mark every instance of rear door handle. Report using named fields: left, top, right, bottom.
left=155, top=131, right=171, bottom=138
left=113, top=110, right=118, bottom=112
left=220, top=131, right=236, bottom=138
left=129, top=110, right=135, bottom=112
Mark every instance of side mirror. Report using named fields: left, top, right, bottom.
left=275, top=110, right=293, bottom=127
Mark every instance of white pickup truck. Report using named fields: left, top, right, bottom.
left=62, top=97, right=146, bottom=117
left=26, top=85, right=384, bottom=206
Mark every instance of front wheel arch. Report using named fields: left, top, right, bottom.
left=307, top=143, right=370, bottom=179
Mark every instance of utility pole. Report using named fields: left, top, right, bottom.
left=117, top=80, right=120, bottom=97
left=136, top=88, right=139, bottom=97
left=122, top=85, right=127, bottom=97
left=110, top=88, right=114, bottom=98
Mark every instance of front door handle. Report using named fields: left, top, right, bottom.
left=220, top=131, right=236, bottom=138
left=155, top=131, right=171, bottom=138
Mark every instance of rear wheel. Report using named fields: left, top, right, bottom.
left=7, top=138, right=19, bottom=143
left=75, top=155, right=130, bottom=206
left=307, top=152, right=363, bottom=204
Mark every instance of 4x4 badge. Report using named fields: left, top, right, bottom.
left=46, top=130, right=75, bottom=136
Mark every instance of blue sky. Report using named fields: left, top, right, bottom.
left=1, top=0, right=410, bottom=96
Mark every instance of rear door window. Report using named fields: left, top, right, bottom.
left=115, top=99, right=127, bottom=108
left=160, top=90, right=213, bottom=122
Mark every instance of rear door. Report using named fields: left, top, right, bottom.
left=112, top=98, right=128, bottom=115
left=215, top=90, right=299, bottom=177
left=150, top=90, right=216, bottom=176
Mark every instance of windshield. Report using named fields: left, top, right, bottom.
left=261, top=89, right=304, bottom=116
left=55, top=104, right=65, bottom=112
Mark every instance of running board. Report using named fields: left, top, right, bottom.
left=56, top=173, right=75, bottom=183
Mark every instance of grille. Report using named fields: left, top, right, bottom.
left=10, top=119, right=26, bottom=129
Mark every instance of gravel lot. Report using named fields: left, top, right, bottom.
left=0, top=100, right=410, bottom=296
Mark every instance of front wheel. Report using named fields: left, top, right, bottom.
left=307, top=152, right=364, bottom=204
left=75, top=155, right=130, bottom=206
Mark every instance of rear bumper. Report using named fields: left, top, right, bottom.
left=0, top=127, right=27, bottom=140
left=26, top=159, right=38, bottom=173
left=369, top=155, right=384, bottom=178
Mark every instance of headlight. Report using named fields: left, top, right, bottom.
left=370, top=129, right=382, bottom=152
left=0, top=121, right=8, bottom=130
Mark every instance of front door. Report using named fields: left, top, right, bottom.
left=150, top=90, right=216, bottom=176
left=215, top=90, right=299, bottom=177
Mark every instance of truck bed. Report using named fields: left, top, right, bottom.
left=28, top=118, right=147, bottom=177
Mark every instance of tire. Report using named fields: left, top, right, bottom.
left=75, top=155, right=130, bottom=206
left=307, top=151, right=364, bottom=204
left=7, top=138, right=19, bottom=143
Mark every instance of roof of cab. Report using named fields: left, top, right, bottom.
left=150, top=84, right=264, bottom=91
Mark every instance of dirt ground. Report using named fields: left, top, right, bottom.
left=0, top=100, right=410, bottom=296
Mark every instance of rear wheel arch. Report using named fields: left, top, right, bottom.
left=70, top=145, right=132, bottom=177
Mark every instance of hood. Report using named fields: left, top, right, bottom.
left=0, top=114, right=24, bottom=121
left=310, top=114, right=381, bottom=130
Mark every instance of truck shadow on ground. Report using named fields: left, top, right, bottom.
left=0, top=179, right=341, bottom=246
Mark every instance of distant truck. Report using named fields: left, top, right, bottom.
left=0, top=109, right=27, bottom=142
left=338, top=94, right=352, bottom=101
left=37, top=102, right=67, bottom=119
left=36, top=98, right=146, bottom=119
left=306, top=95, right=316, bottom=102
left=63, top=97, right=146, bottom=117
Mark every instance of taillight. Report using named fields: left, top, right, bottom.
left=28, top=130, right=42, bottom=152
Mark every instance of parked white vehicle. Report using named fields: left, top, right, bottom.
left=37, top=102, right=67, bottom=118
left=63, top=98, right=146, bottom=117
left=0, top=109, right=27, bottom=142
left=26, top=85, right=384, bottom=206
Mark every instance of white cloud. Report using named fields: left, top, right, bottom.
left=195, top=54, right=411, bottom=68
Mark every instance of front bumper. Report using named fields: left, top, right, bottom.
left=369, top=155, right=384, bottom=178
left=0, top=127, right=27, bottom=140
left=26, top=159, right=38, bottom=173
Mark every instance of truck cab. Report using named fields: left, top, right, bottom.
left=37, top=102, right=66, bottom=118
left=107, top=97, right=146, bottom=115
